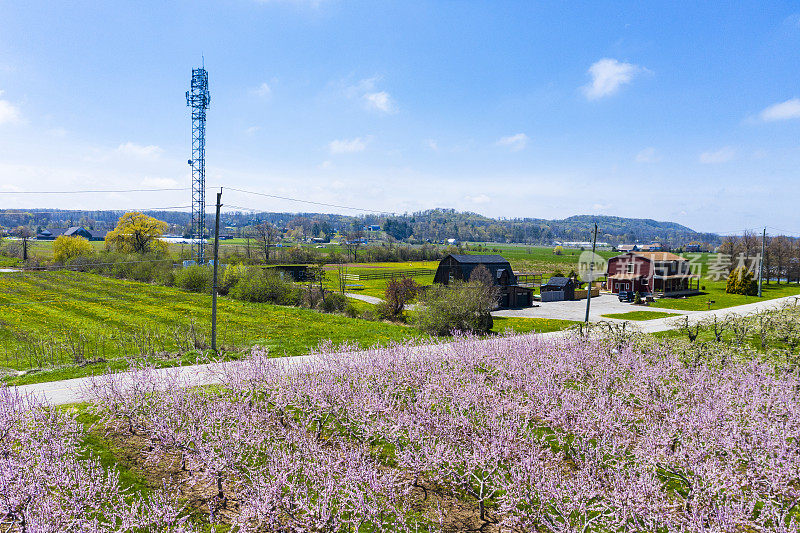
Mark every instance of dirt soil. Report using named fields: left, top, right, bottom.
left=95, top=424, right=502, bottom=531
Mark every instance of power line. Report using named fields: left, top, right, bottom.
left=0, top=206, right=193, bottom=215
left=766, top=226, right=800, bottom=237
left=0, top=187, right=190, bottom=195
left=227, top=187, right=396, bottom=215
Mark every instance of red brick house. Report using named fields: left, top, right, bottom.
left=606, top=251, right=699, bottom=296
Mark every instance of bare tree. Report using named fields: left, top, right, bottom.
left=769, top=236, right=792, bottom=284
left=741, top=230, right=759, bottom=259
left=469, top=263, right=496, bottom=288
left=344, top=230, right=364, bottom=262
left=337, top=262, right=349, bottom=296
left=12, top=226, right=34, bottom=261
left=253, top=222, right=279, bottom=263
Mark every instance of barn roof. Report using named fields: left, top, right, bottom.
left=543, top=276, right=572, bottom=287
left=630, top=251, right=687, bottom=262
left=447, top=254, right=509, bottom=264
left=64, top=226, right=88, bottom=236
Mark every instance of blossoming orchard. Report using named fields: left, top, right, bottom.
left=3, top=325, right=800, bottom=531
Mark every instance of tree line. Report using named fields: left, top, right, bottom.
left=717, top=231, right=800, bottom=284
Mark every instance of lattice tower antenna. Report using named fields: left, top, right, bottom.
left=186, top=66, right=210, bottom=263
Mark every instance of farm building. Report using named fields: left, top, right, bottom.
left=540, top=276, right=577, bottom=302
left=433, top=254, right=534, bottom=308
left=616, top=243, right=663, bottom=253
left=264, top=264, right=315, bottom=282
left=606, top=251, right=700, bottom=296
left=36, top=227, right=107, bottom=241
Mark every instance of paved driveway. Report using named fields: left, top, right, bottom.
left=492, top=293, right=695, bottom=322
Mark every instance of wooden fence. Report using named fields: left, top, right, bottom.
left=343, top=268, right=436, bottom=281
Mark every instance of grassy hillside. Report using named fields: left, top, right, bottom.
left=0, top=271, right=423, bottom=384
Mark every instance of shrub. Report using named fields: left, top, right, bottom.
left=321, top=292, right=347, bottom=313
left=175, top=264, right=213, bottom=293
left=229, top=269, right=299, bottom=305
left=726, top=267, right=758, bottom=296
left=553, top=245, right=563, bottom=255
left=412, top=281, right=496, bottom=336
left=384, top=276, right=419, bottom=318
left=344, top=304, right=359, bottom=318
left=53, top=236, right=95, bottom=264
left=374, top=301, right=394, bottom=321
left=155, top=267, right=176, bottom=286
left=220, top=263, right=251, bottom=295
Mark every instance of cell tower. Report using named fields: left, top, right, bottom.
left=186, top=66, right=210, bottom=263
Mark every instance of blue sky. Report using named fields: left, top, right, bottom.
left=1, top=1, right=799, bottom=234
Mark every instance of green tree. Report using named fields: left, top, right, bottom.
left=105, top=212, right=168, bottom=254
left=725, top=266, right=758, bottom=296
left=53, top=235, right=95, bottom=263
left=412, top=280, right=496, bottom=336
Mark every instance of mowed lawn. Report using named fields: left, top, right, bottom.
left=324, top=261, right=438, bottom=298
left=491, top=316, right=579, bottom=333
left=601, top=310, right=683, bottom=321
left=0, top=271, right=423, bottom=383
left=650, top=279, right=800, bottom=311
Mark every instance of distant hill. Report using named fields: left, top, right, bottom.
left=0, top=207, right=720, bottom=247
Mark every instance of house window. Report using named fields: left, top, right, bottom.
left=626, top=263, right=635, bottom=274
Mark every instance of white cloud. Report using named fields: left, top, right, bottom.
left=253, top=82, right=272, bottom=98
left=583, top=58, right=645, bottom=100
left=340, top=77, right=398, bottom=114
left=363, top=91, right=396, bottom=114
left=343, top=77, right=379, bottom=98
left=318, top=160, right=333, bottom=169
left=141, top=177, right=178, bottom=188
left=759, top=98, right=800, bottom=122
left=0, top=91, right=22, bottom=125
left=466, top=194, right=491, bottom=204
left=635, top=147, right=661, bottom=163
left=495, top=133, right=529, bottom=152
left=115, top=142, right=163, bottom=158
left=425, top=139, right=439, bottom=151
left=699, top=146, right=735, bottom=164
left=245, top=126, right=261, bottom=135
left=328, top=137, right=369, bottom=154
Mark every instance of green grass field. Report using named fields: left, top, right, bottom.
left=0, top=271, right=424, bottom=384
left=649, top=279, right=800, bottom=311
left=463, top=242, right=618, bottom=274
left=601, top=310, right=682, bottom=321
left=324, top=261, right=438, bottom=298
left=491, top=316, right=579, bottom=333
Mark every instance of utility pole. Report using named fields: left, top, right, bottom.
left=584, top=223, right=598, bottom=324
left=758, top=227, right=765, bottom=297
left=211, top=188, right=222, bottom=352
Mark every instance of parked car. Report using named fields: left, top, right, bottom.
left=618, top=290, right=635, bottom=303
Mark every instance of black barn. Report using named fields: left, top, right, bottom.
left=540, top=276, right=576, bottom=302
left=433, top=254, right=533, bottom=308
